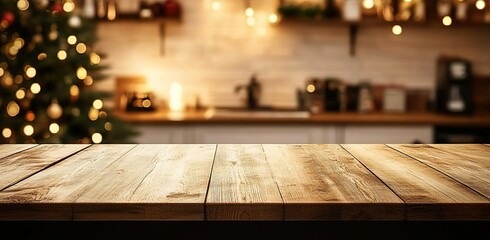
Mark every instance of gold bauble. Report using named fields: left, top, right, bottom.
left=47, top=100, right=63, bottom=119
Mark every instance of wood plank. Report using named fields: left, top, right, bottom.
left=262, top=144, right=404, bottom=220
left=0, top=144, right=37, bottom=159
left=389, top=144, right=490, bottom=199
left=0, top=144, right=136, bottom=220
left=73, top=144, right=216, bottom=220
left=343, top=144, right=490, bottom=220
left=0, top=144, right=216, bottom=220
left=206, top=144, right=283, bottom=220
left=0, top=144, right=89, bottom=191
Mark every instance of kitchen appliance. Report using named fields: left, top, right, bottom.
left=436, top=56, right=473, bottom=115
left=323, top=78, right=342, bottom=112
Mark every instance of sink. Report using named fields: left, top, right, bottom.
left=209, top=106, right=311, bottom=119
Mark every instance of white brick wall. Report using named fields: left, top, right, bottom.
left=94, top=0, right=490, bottom=109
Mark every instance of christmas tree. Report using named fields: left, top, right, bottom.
left=0, top=0, right=137, bottom=144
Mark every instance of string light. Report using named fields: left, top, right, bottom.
left=245, top=7, right=254, bottom=17
left=91, top=133, right=102, bottom=144
left=211, top=1, right=221, bottom=11
left=76, top=43, right=87, bottom=54
left=77, top=67, right=87, bottom=79
left=15, top=89, right=26, bottom=99
left=70, top=85, right=79, bottom=96
left=307, top=84, right=316, bottom=93
left=63, top=0, right=75, bottom=13
left=57, top=50, right=67, bottom=60
left=2, top=128, right=12, bottom=138
left=93, top=99, right=103, bottom=110
left=363, top=0, right=374, bottom=9
left=67, top=35, right=77, bottom=45
left=30, top=83, right=41, bottom=94
left=7, top=101, right=20, bottom=117
left=14, top=38, right=25, bottom=49
left=476, top=0, right=486, bottom=10
left=38, top=53, right=47, bottom=61
left=17, top=0, right=29, bottom=11
left=392, top=25, right=403, bottom=35
left=23, top=125, right=34, bottom=136
left=83, top=76, right=93, bottom=85
left=88, top=107, right=99, bottom=121
left=25, top=111, right=35, bottom=121
left=269, top=13, right=279, bottom=24
left=90, top=53, right=101, bottom=65
left=246, top=17, right=256, bottom=27
left=442, top=16, right=452, bottom=26
left=25, top=66, right=36, bottom=78
left=14, top=75, right=23, bottom=84
left=0, top=68, right=4, bottom=77
left=49, top=123, right=60, bottom=134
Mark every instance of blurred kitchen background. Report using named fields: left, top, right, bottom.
left=2, top=0, right=490, bottom=144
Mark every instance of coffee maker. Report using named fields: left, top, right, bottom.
left=436, top=56, right=473, bottom=115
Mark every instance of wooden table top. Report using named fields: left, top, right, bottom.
left=0, top=144, right=488, bottom=221
left=114, top=110, right=490, bottom=126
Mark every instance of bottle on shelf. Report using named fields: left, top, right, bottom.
left=83, top=0, right=96, bottom=19
left=343, top=0, right=361, bottom=22
left=96, top=0, right=106, bottom=19
left=324, top=0, right=340, bottom=18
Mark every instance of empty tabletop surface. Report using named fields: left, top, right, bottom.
left=0, top=144, right=488, bottom=221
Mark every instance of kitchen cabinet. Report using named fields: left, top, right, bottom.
left=131, top=124, right=432, bottom=144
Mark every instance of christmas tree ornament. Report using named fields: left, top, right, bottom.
left=47, top=100, right=63, bottom=119
left=52, top=2, right=63, bottom=13
left=1, top=12, right=15, bottom=25
left=6, top=101, right=20, bottom=117
left=68, top=15, right=82, bottom=28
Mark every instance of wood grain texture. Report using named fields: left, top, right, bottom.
left=343, top=144, right=490, bottom=220
left=0, top=144, right=216, bottom=220
left=207, top=144, right=283, bottom=220
left=0, top=144, right=37, bottom=159
left=262, top=144, right=404, bottom=220
left=0, top=144, right=89, bottom=191
left=73, top=144, right=216, bottom=220
left=389, top=144, right=490, bottom=199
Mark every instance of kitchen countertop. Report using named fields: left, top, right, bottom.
left=114, top=109, right=490, bottom=126
left=0, top=144, right=488, bottom=221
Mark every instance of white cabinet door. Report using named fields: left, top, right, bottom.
left=194, top=125, right=336, bottom=144
left=132, top=125, right=192, bottom=144
left=342, top=125, right=433, bottom=144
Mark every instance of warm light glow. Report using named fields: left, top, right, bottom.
left=476, top=0, right=486, bottom=10
left=38, top=53, right=47, bottom=61
left=107, top=0, right=117, bottom=21
left=392, top=25, right=403, bottom=35
left=63, top=1, right=75, bottom=12
left=14, top=38, right=25, bottom=49
left=363, top=0, right=375, bottom=9
left=70, top=85, right=79, bottom=96
left=269, top=13, right=279, bottom=24
left=25, top=111, right=35, bottom=121
left=76, top=43, right=87, bottom=54
left=7, top=101, right=20, bottom=117
left=93, top=99, right=103, bottom=110
left=0, top=68, right=3, bottom=77
left=77, top=67, right=87, bottom=79
left=17, top=0, right=29, bottom=11
left=169, top=82, right=184, bottom=112
left=14, top=75, right=23, bottom=84
left=30, top=83, right=41, bottom=94
left=88, top=108, right=99, bottom=121
left=57, top=50, right=67, bottom=60
left=90, top=53, right=101, bottom=65
left=23, top=125, right=34, bottom=136
left=2, top=128, right=12, bottom=138
left=404, top=0, right=412, bottom=3
left=67, top=35, right=77, bottom=45
left=442, top=16, right=452, bottom=26
left=104, top=122, right=112, bottom=131
left=26, top=66, right=36, bottom=78
left=49, top=123, right=60, bottom=134
left=245, top=7, right=254, bottom=17
left=246, top=17, right=256, bottom=26
left=211, top=1, right=221, bottom=11
left=91, top=133, right=103, bottom=143
left=142, top=99, right=152, bottom=108
left=83, top=76, right=93, bottom=85
left=15, top=89, right=25, bottom=99
left=257, top=27, right=267, bottom=36
left=306, top=84, right=316, bottom=93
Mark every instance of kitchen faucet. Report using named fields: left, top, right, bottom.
left=235, top=74, right=261, bottom=109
